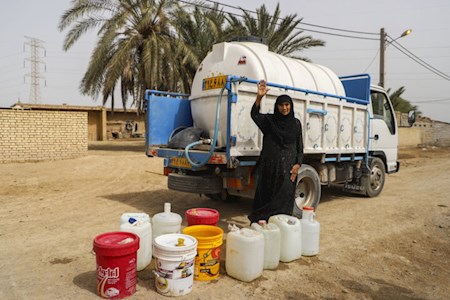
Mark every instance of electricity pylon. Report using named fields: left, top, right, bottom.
left=24, top=36, right=46, bottom=103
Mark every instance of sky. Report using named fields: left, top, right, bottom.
left=1, top=0, right=449, bottom=123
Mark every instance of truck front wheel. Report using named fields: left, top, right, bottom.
left=361, top=157, right=386, bottom=197
left=293, top=164, right=321, bottom=218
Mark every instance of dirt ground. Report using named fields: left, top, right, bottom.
left=1, top=141, right=449, bottom=300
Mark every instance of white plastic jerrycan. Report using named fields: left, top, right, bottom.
left=120, top=212, right=150, bottom=225
left=251, top=220, right=280, bottom=270
left=225, top=224, right=264, bottom=282
left=301, top=206, right=320, bottom=256
left=268, top=214, right=302, bottom=262
left=120, top=212, right=152, bottom=271
left=152, top=203, right=182, bottom=240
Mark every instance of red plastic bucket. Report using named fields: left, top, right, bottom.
left=93, top=231, right=140, bottom=299
left=185, top=208, right=220, bottom=226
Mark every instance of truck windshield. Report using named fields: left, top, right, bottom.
left=370, top=91, right=396, bottom=135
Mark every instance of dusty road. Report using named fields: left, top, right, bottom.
left=0, top=141, right=449, bottom=300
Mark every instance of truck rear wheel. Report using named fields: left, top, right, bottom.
left=293, top=164, right=321, bottom=218
left=361, top=157, right=385, bottom=197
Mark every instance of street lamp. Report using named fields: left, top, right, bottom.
left=379, top=28, right=412, bottom=87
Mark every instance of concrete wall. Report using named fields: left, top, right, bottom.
left=397, top=112, right=450, bottom=147
left=398, top=127, right=422, bottom=147
left=0, top=109, right=88, bottom=163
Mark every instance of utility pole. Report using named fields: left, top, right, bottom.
left=24, top=36, right=46, bottom=103
left=379, top=28, right=386, bottom=88
left=379, top=28, right=411, bottom=88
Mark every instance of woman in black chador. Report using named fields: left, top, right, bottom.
left=249, top=80, right=303, bottom=223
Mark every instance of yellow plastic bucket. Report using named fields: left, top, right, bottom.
left=182, top=225, right=223, bottom=281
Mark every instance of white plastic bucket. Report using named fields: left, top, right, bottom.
left=153, top=234, right=197, bottom=297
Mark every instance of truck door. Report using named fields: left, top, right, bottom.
left=369, top=89, right=398, bottom=173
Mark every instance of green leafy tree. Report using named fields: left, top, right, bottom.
left=59, top=1, right=325, bottom=110
left=59, top=0, right=195, bottom=111
left=388, top=86, right=420, bottom=114
left=171, top=3, right=232, bottom=93
left=227, top=3, right=325, bottom=59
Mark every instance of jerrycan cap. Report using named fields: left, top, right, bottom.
left=303, top=206, right=314, bottom=211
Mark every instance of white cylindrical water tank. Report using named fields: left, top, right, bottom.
left=189, top=41, right=346, bottom=147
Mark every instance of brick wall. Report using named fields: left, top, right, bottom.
left=396, top=112, right=450, bottom=147
left=0, top=109, right=88, bottom=163
left=432, top=121, right=450, bottom=147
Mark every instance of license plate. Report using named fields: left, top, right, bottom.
left=171, top=157, right=192, bottom=168
left=202, top=75, right=227, bottom=90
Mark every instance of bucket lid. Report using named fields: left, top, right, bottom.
left=303, top=206, right=314, bottom=211
left=153, top=233, right=197, bottom=252
left=186, top=208, right=219, bottom=223
left=93, top=231, right=140, bottom=257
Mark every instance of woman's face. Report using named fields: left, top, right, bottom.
left=277, top=102, right=291, bottom=116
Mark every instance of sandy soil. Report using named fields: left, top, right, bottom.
left=0, top=141, right=449, bottom=300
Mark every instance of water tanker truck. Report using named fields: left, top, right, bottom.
left=145, top=39, right=412, bottom=215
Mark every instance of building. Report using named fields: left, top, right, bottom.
left=9, top=103, right=145, bottom=141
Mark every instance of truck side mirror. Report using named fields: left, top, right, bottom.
left=408, top=110, right=416, bottom=127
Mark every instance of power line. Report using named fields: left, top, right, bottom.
left=204, top=0, right=379, bottom=36
left=410, top=98, right=450, bottom=103
left=178, top=0, right=379, bottom=40
left=363, top=49, right=380, bottom=72
left=389, top=43, right=450, bottom=81
left=388, top=36, right=450, bottom=80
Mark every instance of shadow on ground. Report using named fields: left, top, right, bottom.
left=101, top=189, right=253, bottom=230
left=73, top=271, right=97, bottom=296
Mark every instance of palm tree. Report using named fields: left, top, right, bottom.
left=227, top=3, right=325, bottom=59
left=388, top=86, right=420, bottom=114
left=172, top=2, right=235, bottom=93
left=59, top=0, right=195, bottom=111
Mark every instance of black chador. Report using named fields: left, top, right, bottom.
left=249, top=95, right=303, bottom=223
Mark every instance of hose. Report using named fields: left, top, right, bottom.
left=184, top=84, right=227, bottom=167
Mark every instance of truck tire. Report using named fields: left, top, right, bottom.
left=168, top=173, right=223, bottom=194
left=293, top=164, right=321, bottom=218
left=361, top=157, right=385, bottom=197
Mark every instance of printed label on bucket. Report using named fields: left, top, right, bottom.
left=155, top=257, right=195, bottom=297
left=195, top=246, right=221, bottom=280
left=96, top=257, right=137, bottom=299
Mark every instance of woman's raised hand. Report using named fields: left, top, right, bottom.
left=257, top=79, right=269, bottom=99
